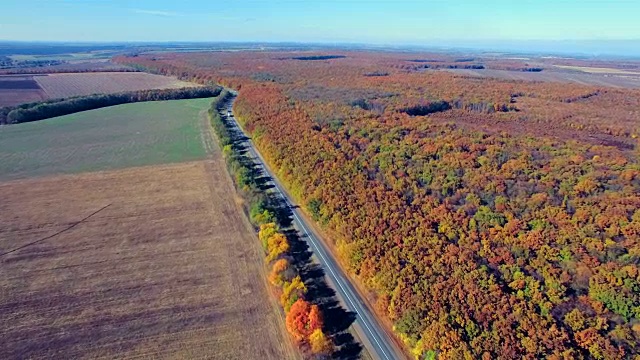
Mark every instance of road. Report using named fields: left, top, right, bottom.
left=222, top=93, right=405, bottom=360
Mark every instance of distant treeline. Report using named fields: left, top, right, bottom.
left=292, top=55, right=346, bottom=61
left=0, top=67, right=139, bottom=75
left=0, top=86, right=221, bottom=125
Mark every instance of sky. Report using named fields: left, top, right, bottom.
left=2, top=0, right=640, bottom=45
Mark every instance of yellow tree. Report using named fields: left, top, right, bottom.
left=266, top=233, right=289, bottom=262
left=259, top=223, right=278, bottom=250
left=309, top=329, right=334, bottom=355
left=281, top=276, right=307, bottom=311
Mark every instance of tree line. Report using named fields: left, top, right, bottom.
left=0, top=86, right=221, bottom=125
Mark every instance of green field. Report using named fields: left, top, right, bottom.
left=0, top=97, right=213, bottom=181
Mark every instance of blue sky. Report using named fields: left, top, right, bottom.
left=2, top=0, right=639, bottom=43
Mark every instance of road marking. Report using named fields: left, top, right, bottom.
left=225, top=103, right=394, bottom=360
left=289, top=210, right=393, bottom=360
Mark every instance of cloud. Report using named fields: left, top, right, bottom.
left=131, top=9, right=182, bottom=17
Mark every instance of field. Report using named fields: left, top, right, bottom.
left=34, top=72, right=197, bottom=98
left=443, top=68, right=640, bottom=88
left=0, top=60, right=135, bottom=75
left=553, top=64, right=640, bottom=74
left=0, top=98, right=211, bottom=181
left=0, top=97, right=296, bottom=359
left=0, top=72, right=197, bottom=107
left=0, top=75, right=46, bottom=106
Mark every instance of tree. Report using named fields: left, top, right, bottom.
left=259, top=223, right=277, bottom=250
left=307, top=198, right=323, bottom=221
left=266, top=233, right=289, bottom=263
left=309, top=329, right=334, bottom=355
left=281, top=276, right=307, bottom=311
left=285, top=299, right=324, bottom=344
left=118, top=51, right=640, bottom=359
left=286, top=299, right=313, bottom=342
left=308, top=303, right=324, bottom=331
left=269, top=258, right=291, bottom=286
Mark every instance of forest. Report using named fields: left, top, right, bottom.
left=116, top=51, right=640, bottom=359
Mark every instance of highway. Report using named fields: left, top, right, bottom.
left=222, top=93, right=404, bottom=360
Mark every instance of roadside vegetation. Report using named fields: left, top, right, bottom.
left=208, top=91, right=337, bottom=358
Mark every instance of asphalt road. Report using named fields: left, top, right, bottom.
left=222, top=94, right=404, bottom=360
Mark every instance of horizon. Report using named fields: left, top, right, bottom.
left=2, top=39, right=640, bottom=59
left=3, top=0, right=640, bottom=57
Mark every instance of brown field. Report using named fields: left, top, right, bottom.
left=0, top=89, right=46, bottom=106
left=34, top=72, right=197, bottom=99
left=0, top=75, right=47, bottom=106
left=0, top=60, right=135, bottom=75
left=442, top=68, right=640, bottom=88
left=0, top=160, right=298, bottom=358
left=0, top=72, right=198, bottom=107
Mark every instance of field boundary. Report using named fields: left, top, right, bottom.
left=1, top=86, right=221, bottom=124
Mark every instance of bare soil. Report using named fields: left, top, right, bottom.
left=0, top=72, right=196, bottom=107
left=0, top=160, right=298, bottom=359
left=0, top=89, right=46, bottom=107
left=34, top=72, right=197, bottom=99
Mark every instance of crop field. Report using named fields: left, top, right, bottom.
left=0, top=72, right=197, bottom=107
left=0, top=75, right=46, bottom=106
left=0, top=97, right=296, bottom=359
left=443, top=68, right=640, bottom=88
left=34, top=72, right=197, bottom=99
left=0, top=60, right=135, bottom=75
left=0, top=162, right=296, bottom=359
left=0, top=98, right=212, bottom=181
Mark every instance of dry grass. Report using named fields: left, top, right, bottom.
left=444, top=68, right=640, bottom=89
left=0, top=161, right=298, bottom=359
left=553, top=65, right=640, bottom=74
left=34, top=72, right=198, bottom=99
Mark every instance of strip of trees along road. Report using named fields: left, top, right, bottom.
left=0, top=86, right=220, bottom=125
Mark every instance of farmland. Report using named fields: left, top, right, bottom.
left=443, top=68, right=640, bottom=88
left=0, top=98, right=210, bottom=180
left=553, top=65, right=640, bottom=74
left=0, top=72, right=197, bottom=107
left=34, top=72, right=197, bottom=98
left=0, top=97, right=297, bottom=359
left=0, top=75, right=46, bottom=106
left=0, top=162, right=296, bottom=359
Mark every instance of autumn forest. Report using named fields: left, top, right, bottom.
left=116, top=51, right=640, bottom=359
